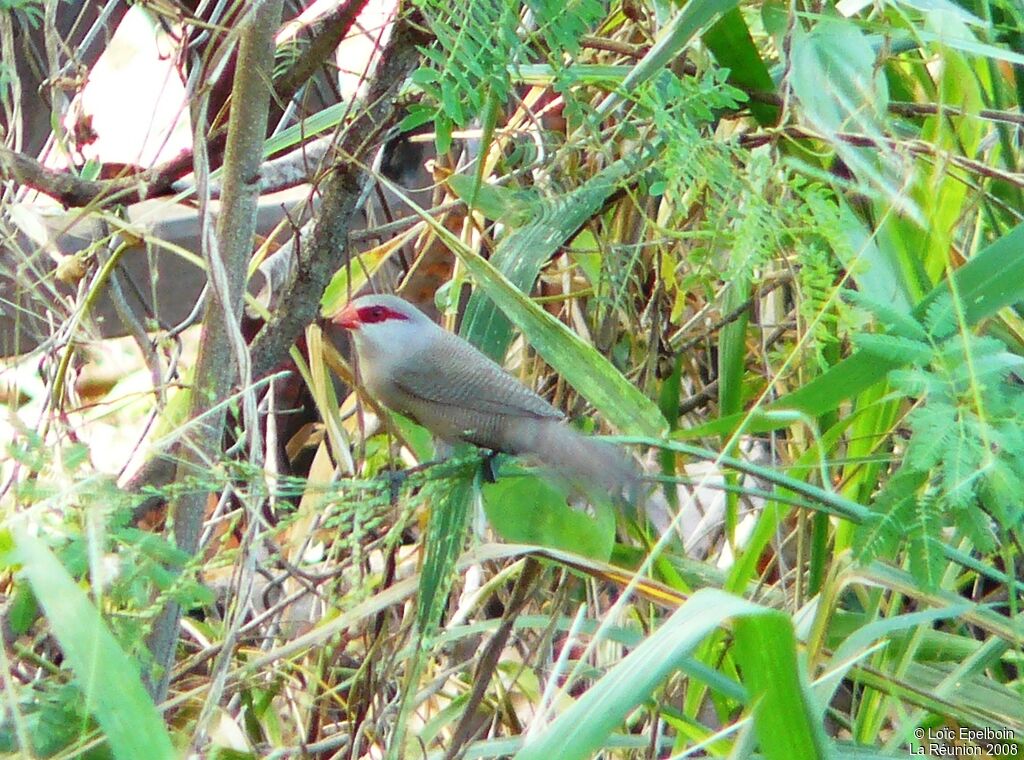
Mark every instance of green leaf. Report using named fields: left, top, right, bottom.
left=854, top=333, right=933, bottom=365
left=790, top=17, right=914, bottom=222
left=515, top=589, right=823, bottom=760
left=918, top=222, right=1024, bottom=334
left=10, top=528, right=176, bottom=760
left=481, top=472, right=615, bottom=560
left=791, top=19, right=888, bottom=133
left=908, top=491, right=946, bottom=590
left=853, top=469, right=926, bottom=564
left=79, top=159, right=102, bottom=182
left=260, top=101, right=349, bottom=159
left=733, top=612, right=829, bottom=760
left=702, top=7, right=777, bottom=125
left=446, top=174, right=539, bottom=226
left=905, top=26, right=1024, bottom=67
left=843, top=289, right=926, bottom=340
left=942, top=433, right=981, bottom=513
left=957, top=500, right=996, bottom=553
left=904, top=402, right=956, bottom=470
left=417, top=468, right=474, bottom=635
left=890, top=0, right=983, bottom=25
left=435, top=113, right=453, bottom=154
left=815, top=603, right=973, bottom=715
left=595, top=0, right=741, bottom=117
left=8, top=582, right=38, bottom=635
left=685, top=221, right=1024, bottom=436
left=410, top=66, right=439, bottom=85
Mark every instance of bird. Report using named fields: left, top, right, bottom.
left=332, top=293, right=638, bottom=495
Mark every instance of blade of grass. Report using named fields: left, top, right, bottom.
left=514, top=589, right=822, bottom=760
left=733, top=612, right=830, bottom=760
left=459, top=152, right=649, bottom=361
left=3, top=528, right=176, bottom=760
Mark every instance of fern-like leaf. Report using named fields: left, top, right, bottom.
left=957, top=495, right=997, bottom=553
left=854, top=468, right=926, bottom=564
left=941, top=428, right=982, bottom=513
left=922, top=291, right=957, bottom=339
left=842, top=289, right=927, bottom=341
left=904, top=401, right=957, bottom=471
left=855, top=333, right=933, bottom=365
left=908, top=488, right=946, bottom=591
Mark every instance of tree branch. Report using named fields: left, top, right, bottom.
left=0, top=145, right=184, bottom=206
left=249, top=9, right=433, bottom=379
left=0, top=0, right=377, bottom=209
left=145, top=0, right=286, bottom=703
left=274, top=0, right=372, bottom=102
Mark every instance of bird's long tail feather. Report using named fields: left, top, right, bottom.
left=514, top=418, right=641, bottom=499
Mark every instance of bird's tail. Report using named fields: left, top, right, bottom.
left=512, top=418, right=641, bottom=500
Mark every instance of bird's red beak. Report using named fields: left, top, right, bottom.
left=334, top=302, right=361, bottom=330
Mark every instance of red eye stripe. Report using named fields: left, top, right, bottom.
left=356, top=305, right=410, bottom=324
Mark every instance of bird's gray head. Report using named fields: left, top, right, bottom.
left=332, top=294, right=438, bottom=357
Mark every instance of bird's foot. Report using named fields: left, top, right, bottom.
left=378, top=468, right=407, bottom=505
left=379, top=460, right=445, bottom=502
left=481, top=451, right=501, bottom=483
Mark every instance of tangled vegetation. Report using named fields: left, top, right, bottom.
left=1, top=0, right=1023, bottom=757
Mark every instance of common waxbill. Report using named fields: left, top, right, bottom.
left=333, top=294, right=637, bottom=494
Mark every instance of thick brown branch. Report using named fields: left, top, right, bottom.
left=249, top=11, right=433, bottom=379
left=0, top=144, right=184, bottom=206
left=274, top=0, right=372, bottom=102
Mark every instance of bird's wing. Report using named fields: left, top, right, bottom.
left=392, top=331, right=563, bottom=420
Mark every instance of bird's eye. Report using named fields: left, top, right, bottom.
left=357, top=303, right=409, bottom=324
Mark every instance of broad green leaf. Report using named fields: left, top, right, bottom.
left=702, top=7, right=778, bottom=125
left=7, top=582, right=38, bottom=635
left=446, top=174, right=539, bottom=227
left=733, top=612, right=829, bottom=760
left=594, top=0, right=740, bottom=116
left=790, top=18, right=918, bottom=223
left=6, top=529, right=176, bottom=760
left=917, top=221, right=1024, bottom=336
left=791, top=19, right=888, bottom=134
left=834, top=204, right=915, bottom=313
left=482, top=472, right=615, bottom=560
